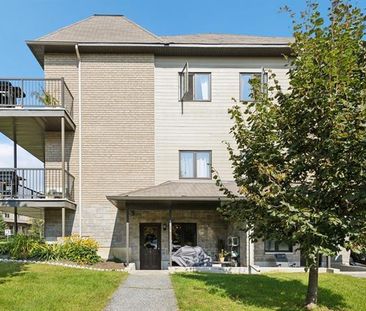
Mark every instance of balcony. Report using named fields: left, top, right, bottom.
left=0, top=78, right=75, bottom=136
left=0, top=78, right=75, bottom=164
left=0, top=168, right=74, bottom=200
left=0, top=168, right=76, bottom=213
left=0, top=78, right=73, bottom=117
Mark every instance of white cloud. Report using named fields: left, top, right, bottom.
left=0, top=142, right=43, bottom=168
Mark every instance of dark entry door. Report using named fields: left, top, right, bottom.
left=140, top=223, right=161, bottom=270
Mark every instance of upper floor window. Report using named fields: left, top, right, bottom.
left=265, top=240, right=293, bottom=253
left=179, top=150, right=212, bottom=179
left=240, top=72, right=268, bottom=101
left=179, top=73, right=211, bottom=101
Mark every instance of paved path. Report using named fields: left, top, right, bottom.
left=339, top=272, right=366, bottom=278
left=105, top=270, right=178, bottom=311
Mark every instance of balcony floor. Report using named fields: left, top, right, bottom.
left=0, top=108, right=75, bottom=131
left=0, top=199, right=76, bottom=218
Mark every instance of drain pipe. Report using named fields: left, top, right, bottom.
left=75, top=44, right=82, bottom=236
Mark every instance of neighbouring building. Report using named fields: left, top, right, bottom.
left=0, top=15, right=350, bottom=269
left=1, top=212, right=33, bottom=235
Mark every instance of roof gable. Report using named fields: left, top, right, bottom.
left=37, top=15, right=163, bottom=44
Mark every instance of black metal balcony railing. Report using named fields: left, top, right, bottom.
left=0, top=78, right=73, bottom=117
left=0, top=168, right=75, bottom=201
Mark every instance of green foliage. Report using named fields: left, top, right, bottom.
left=1, top=234, right=101, bottom=265
left=0, top=214, right=7, bottom=240
left=59, top=235, right=101, bottom=264
left=0, top=241, right=10, bottom=255
left=8, top=234, right=41, bottom=259
left=28, top=218, right=44, bottom=239
left=216, top=0, right=366, bottom=269
left=32, top=89, right=59, bottom=106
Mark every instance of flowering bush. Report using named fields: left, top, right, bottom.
left=0, top=234, right=101, bottom=265
left=60, top=235, right=101, bottom=264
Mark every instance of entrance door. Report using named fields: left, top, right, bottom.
left=140, top=223, right=161, bottom=270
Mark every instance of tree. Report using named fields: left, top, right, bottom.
left=28, top=218, right=44, bottom=240
left=215, top=1, right=366, bottom=309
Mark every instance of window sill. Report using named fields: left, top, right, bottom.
left=240, top=99, right=255, bottom=102
left=264, top=252, right=294, bottom=255
left=179, top=177, right=212, bottom=180
left=178, top=100, right=212, bottom=103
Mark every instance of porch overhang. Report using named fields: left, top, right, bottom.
left=106, top=180, right=240, bottom=210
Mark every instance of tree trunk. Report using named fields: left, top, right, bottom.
left=305, top=262, right=319, bottom=310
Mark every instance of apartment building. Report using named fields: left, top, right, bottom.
left=0, top=15, right=349, bottom=269
left=1, top=212, right=33, bottom=235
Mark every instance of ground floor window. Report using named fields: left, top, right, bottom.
left=265, top=240, right=293, bottom=252
left=172, top=223, right=197, bottom=249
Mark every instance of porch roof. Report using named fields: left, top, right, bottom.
left=106, top=180, right=240, bottom=205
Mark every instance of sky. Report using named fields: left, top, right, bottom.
left=0, top=0, right=364, bottom=167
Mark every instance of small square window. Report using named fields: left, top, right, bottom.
left=179, top=73, right=211, bottom=101
left=179, top=151, right=212, bottom=179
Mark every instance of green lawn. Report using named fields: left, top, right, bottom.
left=0, top=262, right=126, bottom=311
left=171, top=272, right=366, bottom=311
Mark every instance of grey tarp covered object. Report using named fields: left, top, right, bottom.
left=171, top=246, right=212, bottom=267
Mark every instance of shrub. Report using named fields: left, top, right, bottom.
left=31, top=242, right=61, bottom=261
left=8, top=234, right=40, bottom=259
left=60, top=235, right=101, bottom=265
left=1, top=234, right=101, bottom=265
left=0, top=241, right=10, bottom=255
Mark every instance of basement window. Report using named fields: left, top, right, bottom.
left=265, top=240, right=293, bottom=253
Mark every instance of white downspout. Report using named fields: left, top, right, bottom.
left=75, top=44, right=82, bottom=236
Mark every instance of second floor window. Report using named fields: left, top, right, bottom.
left=179, top=73, right=211, bottom=101
left=179, top=150, right=212, bottom=179
left=240, top=72, right=268, bottom=101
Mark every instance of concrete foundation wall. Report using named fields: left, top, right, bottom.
left=254, top=241, right=301, bottom=267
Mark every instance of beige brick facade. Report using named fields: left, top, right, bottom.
left=44, top=53, right=155, bottom=255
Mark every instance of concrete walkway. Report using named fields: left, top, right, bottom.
left=339, top=272, right=366, bottom=278
left=105, top=270, right=178, bottom=311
